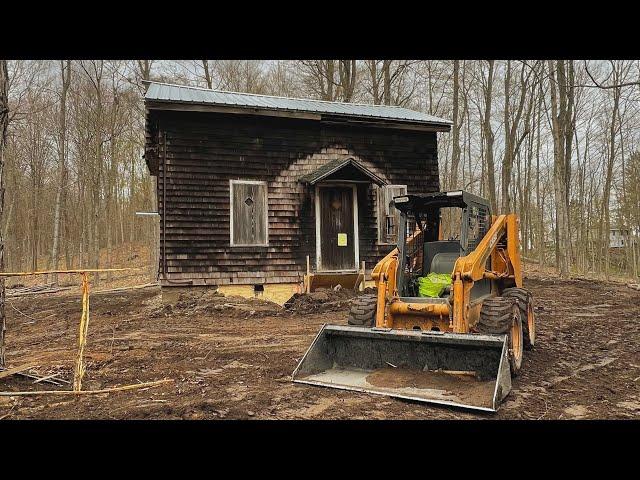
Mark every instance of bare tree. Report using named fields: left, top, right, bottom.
left=501, top=61, right=533, bottom=212
left=202, top=60, right=213, bottom=89
left=364, top=60, right=417, bottom=106
left=480, top=60, right=497, bottom=212
left=449, top=60, right=462, bottom=189
left=337, top=60, right=357, bottom=102
left=79, top=60, right=105, bottom=285
left=299, top=60, right=361, bottom=102
left=299, top=60, right=336, bottom=101
left=365, top=60, right=383, bottom=105
left=600, top=61, right=633, bottom=279
left=264, top=61, right=299, bottom=97
left=214, top=60, right=267, bottom=94
left=0, top=59, right=8, bottom=367
left=136, top=60, right=153, bottom=92
left=547, top=60, right=575, bottom=277
left=49, top=60, right=72, bottom=284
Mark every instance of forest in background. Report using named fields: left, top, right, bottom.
left=2, top=59, right=640, bottom=285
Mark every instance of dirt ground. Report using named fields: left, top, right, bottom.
left=1, top=273, right=639, bottom=420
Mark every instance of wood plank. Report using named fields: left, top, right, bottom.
left=0, top=364, right=38, bottom=380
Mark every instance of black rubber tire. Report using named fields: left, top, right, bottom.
left=348, top=294, right=377, bottom=327
left=502, top=287, right=535, bottom=350
left=478, top=296, right=523, bottom=375
left=477, top=296, right=517, bottom=334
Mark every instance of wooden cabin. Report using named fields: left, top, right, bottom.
left=144, top=82, right=451, bottom=304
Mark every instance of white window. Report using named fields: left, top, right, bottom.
left=230, top=180, right=268, bottom=246
left=378, top=184, right=407, bottom=245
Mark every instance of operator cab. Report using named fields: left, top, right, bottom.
left=392, top=190, right=492, bottom=301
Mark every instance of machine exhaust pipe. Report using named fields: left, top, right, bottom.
left=292, top=325, right=512, bottom=412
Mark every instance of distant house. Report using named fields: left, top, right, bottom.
left=610, top=227, right=632, bottom=248
left=143, top=82, right=451, bottom=304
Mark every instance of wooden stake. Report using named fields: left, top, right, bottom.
left=73, top=273, right=90, bottom=391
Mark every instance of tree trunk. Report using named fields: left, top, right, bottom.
left=50, top=60, right=71, bottom=285
left=602, top=80, right=621, bottom=280
left=338, top=60, right=357, bottom=102
left=325, top=61, right=335, bottom=101
left=202, top=60, right=213, bottom=89
left=547, top=60, right=573, bottom=278
left=383, top=60, right=391, bottom=105
left=482, top=61, right=497, bottom=212
left=0, top=59, right=9, bottom=367
left=31, top=173, right=38, bottom=271
left=501, top=61, right=530, bottom=213
left=449, top=60, right=461, bottom=189
left=368, top=61, right=380, bottom=105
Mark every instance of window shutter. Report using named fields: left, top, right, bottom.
left=231, top=181, right=268, bottom=245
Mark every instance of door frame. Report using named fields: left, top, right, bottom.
left=315, top=182, right=360, bottom=272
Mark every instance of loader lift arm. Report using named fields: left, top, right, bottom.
left=371, top=246, right=399, bottom=329
left=451, top=213, right=522, bottom=333
left=454, top=214, right=522, bottom=285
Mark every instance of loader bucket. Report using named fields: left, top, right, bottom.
left=292, top=325, right=512, bottom=412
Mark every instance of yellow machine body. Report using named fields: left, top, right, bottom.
left=373, top=212, right=522, bottom=333
left=293, top=191, right=532, bottom=412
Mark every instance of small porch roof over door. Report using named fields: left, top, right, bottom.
left=299, top=157, right=387, bottom=186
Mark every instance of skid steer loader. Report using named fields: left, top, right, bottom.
left=292, top=190, right=535, bottom=412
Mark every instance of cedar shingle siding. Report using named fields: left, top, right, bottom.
left=146, top=109, right=442, bottom=286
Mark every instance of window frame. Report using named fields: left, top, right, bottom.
left=229, top=179, right=269, bottom=247
left=377, top=184, right=408, bottom=245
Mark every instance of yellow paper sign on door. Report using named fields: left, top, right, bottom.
left=338, top=233, right=347, bottom=247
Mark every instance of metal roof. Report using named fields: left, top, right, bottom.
left=299, top=157, right=387, bottom=186
left=145, top=82, right=452, bottom=128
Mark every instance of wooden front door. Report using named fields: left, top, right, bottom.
left=317, top=185, right=358, bottom=271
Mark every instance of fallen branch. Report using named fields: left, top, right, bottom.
left=0, top=364, right=38, bottom=380
left=438, top=370, right=477, bottom=377
left=7, top=286, right=72, bottom=297
left=92, top=283, right=159, bottom=296
left=0, top=378, right=173, bottom=396
left=17, top=371, right=67, bottom=386
left=626, top=283, right=640, bottom=291
left=0, top=404, right=17, bottom=420
left=6, top=302, right=49, bottom=323
left=33, top=372, right=62, bottom=384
